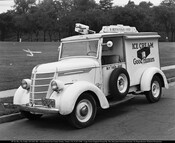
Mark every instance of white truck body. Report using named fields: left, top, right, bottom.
left=13, top=24, right=168, bottom=128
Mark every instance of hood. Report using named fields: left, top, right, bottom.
left=32, top=58, right=99, bottom=74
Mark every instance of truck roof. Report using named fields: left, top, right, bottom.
left=61, top=32, right=160, bottom=42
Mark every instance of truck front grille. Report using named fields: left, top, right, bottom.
left=30, top=72, right=54, bottom=105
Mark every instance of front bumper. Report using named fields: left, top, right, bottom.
left=19, top=105, right=59, bottom=114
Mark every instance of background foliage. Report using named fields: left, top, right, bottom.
left=0, top=0, right=175, bottom=42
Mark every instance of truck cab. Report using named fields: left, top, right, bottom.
left=13, top=24, right=168, bottom=128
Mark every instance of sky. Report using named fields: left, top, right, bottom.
left=0, top=0, right=162, bottom=14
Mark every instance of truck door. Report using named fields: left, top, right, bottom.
left=101, top=37, right=126, bottom=96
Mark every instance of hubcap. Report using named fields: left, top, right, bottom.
left=117, top=74, right=128, bottom=93
left=152, top=81, right=160, bottom=98
left=80, top=105, right=88, bottom=117
left=76, top=99, right=92, bottom=122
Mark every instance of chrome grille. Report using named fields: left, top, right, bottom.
left=30, top=72, right=54, bottom=105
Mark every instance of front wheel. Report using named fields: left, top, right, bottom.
left=145, top=76, right=162, bottom=103
left=67, top=93, right=97, bottom=128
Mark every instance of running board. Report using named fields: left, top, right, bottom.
left=109, top=94, right=135, bottom=107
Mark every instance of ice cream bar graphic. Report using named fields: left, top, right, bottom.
left=137, top=47, right=150, bottom=60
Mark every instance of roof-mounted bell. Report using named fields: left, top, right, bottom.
left=75, top=23, right=96, bottom=35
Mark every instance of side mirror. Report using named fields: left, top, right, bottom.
left=102, top=41, right=113, bottom=48
left=107, top=41, right=113, bottom=48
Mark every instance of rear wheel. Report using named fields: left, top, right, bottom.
left=145, top=76, right=162, bottom=103
left=68, top=93, right=97, bottom=128
left=20, top=111, right=42, bottom=120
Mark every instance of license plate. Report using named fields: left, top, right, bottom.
left=42, top=98, right=55, bottom=108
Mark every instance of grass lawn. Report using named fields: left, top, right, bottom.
left=0, top=97, right=19, bottom=116
left=0, top=42, right=175, bottom=91
left=159, top=42, right=175, bottom=67
left=159, top=42, right=175, bottom=81
left=0, top=42, right=59, bottom=91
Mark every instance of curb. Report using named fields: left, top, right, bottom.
left=0, top=113, right=24, bottom=124
left=168, top=77, right=175, bottom=83
left=0, top=89, right=16, bottom=99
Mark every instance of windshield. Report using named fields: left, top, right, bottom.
left=61, top=40, right=98, bottom=58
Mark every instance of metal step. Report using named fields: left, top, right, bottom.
left=109, top=94, right=136, bottom=107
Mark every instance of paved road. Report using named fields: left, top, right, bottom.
left=0, top=85, right=175, bottom=140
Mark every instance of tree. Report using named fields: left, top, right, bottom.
left=99, top=0, right=113, bottom=10
left=161, top=0, right=175, bottom=7
left=14, top=0, right=36, bottom=14
left=13, top=14, right=26, bottom=41
left=28, top=6, right=41, bottom=41
left=125, top=0, right=136, bottom=8
left=73, top=0, right=97, bottom=11
left=0, top=11, right=14, bottom=41
left=37, top=0, right=57, bottom=41
left=169, top=9, right=175, bottom=41
left=138, top=1, right=153, bottom=9
left=155, top=0, right=175, bottom=41
left=137, top=2, right=154, bottom=32
left=0, top=0, right=173, bottom=41
left=13, top=0, right=37, bottom=41
left=153, top=6, right=173, bottom=41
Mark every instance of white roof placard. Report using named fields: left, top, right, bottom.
left=100, top=24, right=138, bottom=33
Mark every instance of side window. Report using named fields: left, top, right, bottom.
left=101, top=37, right=124, bottom=65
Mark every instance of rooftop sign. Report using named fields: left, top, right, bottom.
left=100, top=24, right=138, bottom=33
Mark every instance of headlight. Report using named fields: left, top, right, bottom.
left=51, top=80, right=64, bottom=92
left=21, top=79, right=31, bottom=90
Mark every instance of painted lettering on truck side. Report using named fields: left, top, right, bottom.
left=132, top=42, right=155, bottom=65
left=132, top=42, right=154, bottom=49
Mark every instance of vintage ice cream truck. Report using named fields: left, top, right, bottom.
left=13, top=24, right=168, bottom=128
